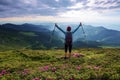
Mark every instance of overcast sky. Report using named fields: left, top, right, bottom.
left=0, top=0, right=120, bottom=29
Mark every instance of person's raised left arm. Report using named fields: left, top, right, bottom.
left=72, top=22, right=82, bottom=34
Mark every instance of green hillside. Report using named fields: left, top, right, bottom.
left=0, top=48, right=120, bottom=80
left=0, top=27, right=63, bottom=51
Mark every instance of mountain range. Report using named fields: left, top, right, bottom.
left=74, top=25, right=120, bottom=46
left=0, top=23, right=120, bottom=51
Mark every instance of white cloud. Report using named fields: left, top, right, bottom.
left=55, top=0, right=59, bottom=2
left=67, top=2, right=84, bottom=9
left=58, top=10, right=101, bottom=22
left=58, top=8, right=120, bottom=25
left=70, top=0, right=76, bottom=3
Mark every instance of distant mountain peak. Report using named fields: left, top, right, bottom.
left=1, top=23, right=50, bottom=32
left=3, top=23, right=15, bottom=26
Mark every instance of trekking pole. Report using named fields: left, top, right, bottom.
left=80, top=22, right=88, bottom=44
left=49, top=24, right=56, bottom=43
left=80, top=22, right=86, bottom=38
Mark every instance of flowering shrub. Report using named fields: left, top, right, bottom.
left=51, top=67, right=56, bottom=72
left=32, top=77, right=40, bottom=80
left=72, top=53, right=84, bottom=58
left=86, top=65, right=92, bottom=69
left=22, top=69, right=30, bottom=75
left=0, top=70, right=7, bottom=78
left=38, top=65, right=50, bottom=72
left=93, top=66, right=100, bottom=70
left=76, top=66, right=82, bottom=70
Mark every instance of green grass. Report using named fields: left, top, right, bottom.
left=0, top=48, right=120, bottom=80
left=101, top=46, right=120, bottom=48
left=19, top=32, right=38, bottom=36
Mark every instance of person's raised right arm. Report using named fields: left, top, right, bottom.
left=55, top=23, right=65, bottom=34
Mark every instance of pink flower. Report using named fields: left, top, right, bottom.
left=76, top=66, right=81, bottom=70
left=22, top=69, right=30, bottom=75
left=86, top=65, right=92, bottom=69
left=72, top=53, right=79, bottom=57
left=0, top=73, right=2, bottom=77
left=69, top=77, right=74, bottom=80
left=0, top=70, right=7, bottom=77
left=1, top=70, right=7, bottom=75
left=44, top=66, right=49, bottom=71
left=33, top=77, right=40, bottom=80
left=72, top=53, right=84, bottom=58
left=51, top=67, right=56, bottom=72
left=39, top=65, right=50, bottom=72
left=94, top=66, right=100, bottom=70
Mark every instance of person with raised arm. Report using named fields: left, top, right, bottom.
left=55, top=22, right=82, bottom=59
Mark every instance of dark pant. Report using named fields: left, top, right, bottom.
left=65, top=43, right=72, bottom=53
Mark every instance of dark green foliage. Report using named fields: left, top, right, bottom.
left=74, top=40, right=101, bottom=48
left=0, top=25, right=63, bottom=51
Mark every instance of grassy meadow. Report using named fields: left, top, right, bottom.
left=0, top=48, right=120, bottom=80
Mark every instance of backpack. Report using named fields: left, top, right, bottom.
left=65, top=32, right=72, bottom=44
